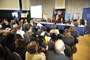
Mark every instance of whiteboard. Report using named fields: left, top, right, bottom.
left=30, top=5, right=42, bottom=18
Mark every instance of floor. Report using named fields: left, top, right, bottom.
left=73, top=33, right=90, bottom=60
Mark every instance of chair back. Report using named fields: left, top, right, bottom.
left=16, top=34, right=22, bottom=39
left=32, top=29, right=36, bottom=34
left=64, top=45, right=72, bottom=58
left=48, top=41, right=55, bottom=50
left=50, top=33, right=56, bottom=41
left=41, top=41, right=46, bottom=48
left=24, top=34, right=30, bottom=43
left=0, top=44, right=5, bottom=53
left=58, top=34, right=64, bottom=39
left=5, top=47, right=14, bottom=58
left=37, top=31, right=41, bottom=35
left=37, top=26, right=40, bottom=29
left=70, top=36, right=75, bottom=46
left=44, top=32, right=48, bottom=36
left=30, top=36, right=36, bottom=42
left=13, top=52, right=23, bottom=60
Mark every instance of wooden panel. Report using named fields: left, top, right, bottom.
left=57, top=0, right=63, bottom=7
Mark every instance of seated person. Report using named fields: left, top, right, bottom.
left=16, top=18, right=20, bottom=25
left=25, top=41, right=46, bottom=60
left=30, top=20, right=33, bottom=26
left=60, top=18, right=64, bottom=24
left=16, top=25, right=25, bottom=38
left=40, top=27, right=46, bottom=36
left=37, top=20, right=43, bottom=28
left=5, top=33, right=15, bottom=53
left=77, top=19, right=80, bottom=25
left=74, top=22, right=78, bottom=26
left=10, top=20, right=17, bottom=28
left=46, top=39, right=71, bottom=60
left=50, top=23, right=59, bottom=36
left=69, top=26, right=78, bottom=44
left=25, top=26, right=34, bottom=37
left=64, top=18, right=70, bottom=24
left=71, top=18, right=74, bottom=25
left=50, top=18, right=54, bottom=23
left=84, top=19, right=89, bottom=34
left=23, top=21, right=28, bottom=29
left=15, top=38, right=27, bottom=59
left=42, top=18, right=47, bottom=22
left=62, top=29, right=73, bottom=48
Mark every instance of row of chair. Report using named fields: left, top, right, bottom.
left=0, top=44, right=23, bottom=60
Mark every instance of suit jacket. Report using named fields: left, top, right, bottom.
left=46, top=50, right=71, bottom=60
left=60, top=20, right=64, bottom=24
left=62, top=37, right=73, bottom=48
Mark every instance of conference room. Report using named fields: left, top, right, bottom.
left=0, top=0, right=90, bottom=60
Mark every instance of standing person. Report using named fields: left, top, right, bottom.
left=84, top=19, right=89, bottom=34
left=46, top=40, right=71, bottom=60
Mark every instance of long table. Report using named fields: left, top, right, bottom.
left=36, top=22, right=84, bottom=36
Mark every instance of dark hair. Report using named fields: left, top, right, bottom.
left=64, top=29, right=71, bottom=38
left=17, top=38, right=26, bottom=49
left=46, top=27, right=50, bottom=33
left=27, top=41, right=37, bottom=54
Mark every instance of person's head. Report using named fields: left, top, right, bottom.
left=18, top=25, right=22, bottom=30
left=46, top=27, right=50, bottom=33
left=85, top=19, right=88, bottom=23
left=27, top=41, right=38, bottom=54
left=38, top=20, right=41, bottom=23
left=17, top=38, right=26, bottom=49
left=55, top=40, right=65, bottom=53
left=17, top=18, right=19, bottom=20
left=30, top=20, right=33, bottom=23
left=77, top=19, right=79, bottom=23
left=69, top=26, right=75, bottom=31
left=74, top=22, right=78, bottom=26
left=64, top=29, right=71, bottom=38
left=61, top=18, right=63, bottom=21
left=25, top=21, right=28, bottom=25
left=51, top=24, right=57, bottom=29
left=41, top=27, right=45, bottom=33
left=11, top=20, right=14, bottom=23
left=25, top=19, right=27, bottom=22
left=56, top=15, right=59, bottom=18
left=6, top=33, right=14, bottom=42
left=66, top=18, right=68, bottom=21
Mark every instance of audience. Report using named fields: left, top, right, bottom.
left=16, top=25, right=25, bottom=38
left=5, top=33, right=15, bottom=52
left=25, top=25, right=34, bottom=37
left=30, top=20, right=33, bottom=26
left=15, top=38, right=27, bottom=59
left=25, top=41, right=46, bottom=60
left=50, top=23, right=59, bottom=36
left=62, top=29, right=73, bottom=48
left=46, top=40, right=71, bottom=60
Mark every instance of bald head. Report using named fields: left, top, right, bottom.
left=55, top=39, right=65, bottom=53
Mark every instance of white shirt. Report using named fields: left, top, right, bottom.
left=37, top=23, right=43, bottom=28
left=16, top=30, right=25, bottom=38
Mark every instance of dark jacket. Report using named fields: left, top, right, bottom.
left=62, top=37, right=73, bottom=48
left=46, top=50, right=71, bottom=60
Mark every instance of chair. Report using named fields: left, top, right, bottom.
left=16, top=34, right=22, bottom=39
left=23, top=28, right=26, bottom=32
left=13, top=52, right=23, bottom=60
left=37, top=26, right=40, bottom=29
left=5, top=47, right=14, bottom=60
left=24, top=34, right=30, bottom=43
left=41, top=41, right=46, bottom=48
left=30, top=36, right=36, bottom=42
left=58, top=34, right=64, bottom=39
left=44, top=32, right=48, bottom=36
left=48, top=41, right=55, bottom=50
left=37, top=30, right=41, bottom=35
left=32, top=29, right=36, bottom=34
left=50, top=33, right=56, bottom=41
left=0, top=44, right=5, bottom=59
left=64, top=45, right=72, bottom=59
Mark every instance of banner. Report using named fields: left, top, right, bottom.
left=65, top=13, right=70, bottom=20
left=73, top=13, right=80, bottom=20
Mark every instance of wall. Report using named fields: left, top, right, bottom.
left=30, top=0, right=55, bottom=22
left=65, top=0, right=90, bottom=20
left=0, top=0, right=19, bottom=10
